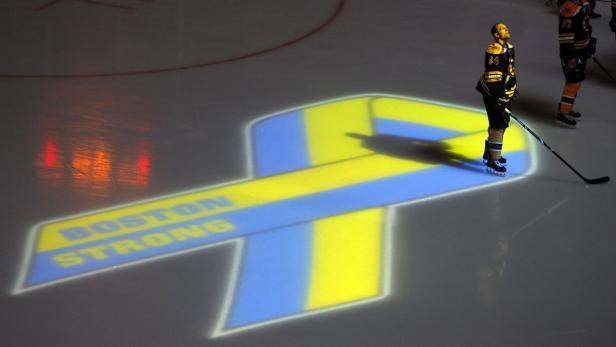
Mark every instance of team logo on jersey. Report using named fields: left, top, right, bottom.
left=13, top=94, right=534, bottom=337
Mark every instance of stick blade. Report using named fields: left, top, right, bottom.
left=585, top=176, right=610, bottom=185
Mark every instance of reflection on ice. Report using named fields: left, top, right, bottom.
left=34, top=85, right=154, bottom=200
left=36, top=136, right=151, bottom=199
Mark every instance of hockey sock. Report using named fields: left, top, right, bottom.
left=487, top=128, right=505, bottom=160
left=559, top=81, right=581, bottom=114
left=488, top=141, right=503, bottom=160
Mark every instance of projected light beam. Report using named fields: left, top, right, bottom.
left=14, top=95, right=533, bottom=338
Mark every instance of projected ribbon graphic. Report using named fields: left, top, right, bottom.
left=14, top=95, right=533, bottom=337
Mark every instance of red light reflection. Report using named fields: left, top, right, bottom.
left=34, top=84, right=154, bottom=200
left=70, top=140, right=113, bottom=195
left=117, top=142, right=151, bottom=188
left=44, top=140, right=59, bottom=167
left=36, top=137, right=65, bottom=184
left=36, top=137, right=152, bottom=198
left=137, top=154, right=150, bottom=177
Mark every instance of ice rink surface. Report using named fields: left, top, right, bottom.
left=1, top=0, right=615, bottom=346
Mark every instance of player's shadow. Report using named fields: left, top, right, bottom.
left=346, top=133, right=485, bottom=174
left=512, top=94, right=557, bottom=125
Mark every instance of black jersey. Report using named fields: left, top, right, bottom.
left=558, top=0, right=592, bottom=59
left=476, top=41, right=517, bottom=99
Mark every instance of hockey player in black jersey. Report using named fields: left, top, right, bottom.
left=476, top=23, right=517, bottom=176
left=557, top=0, right=595, bottom=127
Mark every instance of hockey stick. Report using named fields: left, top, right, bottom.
left=592, top=57, right=616, bottom=84
left=506, top=110, right=610, bottom=184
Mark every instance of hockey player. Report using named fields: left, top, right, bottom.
left=476, top=23, right=517, bottom=176
left=557, top=0, right=595, bottom=127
